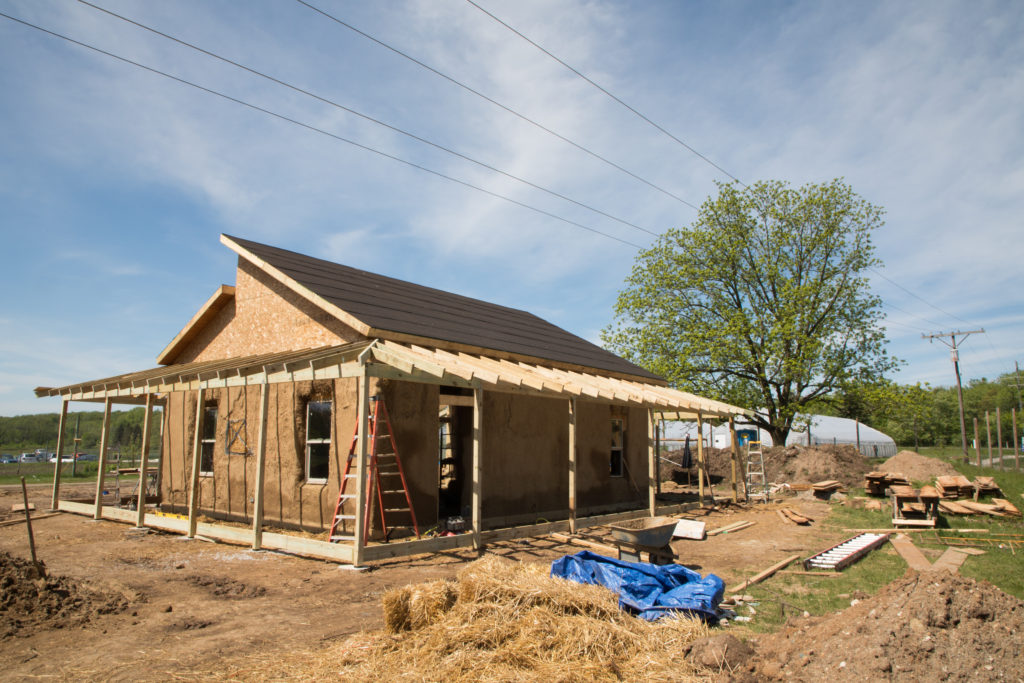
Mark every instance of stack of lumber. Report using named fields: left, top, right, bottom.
left=776, top=508, right=812, bottom=525
left=936, top=475, right=974, bottom=499
left=812, top=480, right=844, bottom=497
left=993, top=498, right=1021, bottom=517
left=974, top=477, right=1002, bottom=497
left=938, top=500, right=975, bottom=515
left=919, top=485, right=940, bottom=500
left=863, top=471, right=910, bottom=496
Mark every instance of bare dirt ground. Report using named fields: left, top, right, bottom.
left=0, top=483, right=844, bottom=681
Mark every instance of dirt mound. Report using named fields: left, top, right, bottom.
left=0, top=551, right=130, bottom=637
left=746, top=570, right=1024, bottom=680
left=879, top=450, right=959, bottom=482
left=666, top=444, right=871, bottom=488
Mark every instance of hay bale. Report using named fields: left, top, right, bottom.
left=383, top=579, right=457, bottom=633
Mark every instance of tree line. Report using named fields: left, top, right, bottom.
left=0, top=407, right=163, bottom=456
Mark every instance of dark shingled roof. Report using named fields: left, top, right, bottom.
left=225, top=235, right=662, bottom=382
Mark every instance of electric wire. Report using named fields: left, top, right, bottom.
left=464, top=0, right=745, bottom=187
left=0, top=10, right=644, bottom=249
left=293, top=0, right=700, bottom=210
left=869, top=266, right=978, bottom=327
left=77, top=0, right=660, bottom=238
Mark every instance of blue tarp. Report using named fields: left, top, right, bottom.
left=550, top=550, right=725, bottom=622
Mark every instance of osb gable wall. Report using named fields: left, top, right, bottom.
left=170, top=257, right=366, bottom=364
left=160, top=376, right=367, bottom=533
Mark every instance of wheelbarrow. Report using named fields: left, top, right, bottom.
left=607, top=517, right=678, bottom=564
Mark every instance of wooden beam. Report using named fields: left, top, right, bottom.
left=696, top=412, right=705, bottom=504
left=729, top=554, right=800, bottom=595
left=187, top=391, right=205, bottom=538
left=729, top=417, right=739, bottom=503
left=135, top=393, right=154, bottom=528
left=568, top=397, right=577, bottom=534
left=648, top=408, right=656, bottom=517
left=93, top=398, right=113, bottom=520
left=154, top=402, right=168, bottom=496
left=472, top=386, right=483, bottom=552
left=49, top=399, right=69, bottom=511
left=251, top=383, right=270, bottom=550
left=352, top=367, right=370, bottom=567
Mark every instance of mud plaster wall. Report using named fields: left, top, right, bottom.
left=168, top=257, right=365, bottom=364
left=160, top=377, right=372, bottom=533
left=378, top=380, right=440, bottom=532
left=478, top=394, right=649, bottom=522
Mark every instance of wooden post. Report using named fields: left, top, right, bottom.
left=986, top=411, right=992, bottom=467
left=352, top=370, right=370, bottom=567
left=154, top=402, right=168, bottom=496
left=49, top=399, right=69, bottom=511
left=187, top=390, right=205, bottom=539
left=135, top=393, right=154, bottom=528
left=997, top=407, right=1003, bottom=470
left=93, top=398, right=113, bottom=520
left=647, top=409, right=656, bottom=517
left=973, top=417, right=980, bottom=466
left=251, top=383, right=270, bottom=550
left=655, top=417, right=662, bottom=496
left=729, top=417, right=739, bottom=503
left=696, top=412, right=705, bottom=505
left=1014, top=408, right=1020, bottom=471
left=472, top=387, right=484, bottom=552
left=567, top=397, right=577, bottom=535
left=21, top=477, right=44, bottom=577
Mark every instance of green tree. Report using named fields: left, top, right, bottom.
left=603, top=179, right=899, bottom=444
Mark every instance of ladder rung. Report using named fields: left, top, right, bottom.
left=337, top=494, right=356, bottom=500
left=383, top=507, right=410, bottom=512
left=334, top=514, right=356, bottom=521
left=330, top=535, right=355, bottom=542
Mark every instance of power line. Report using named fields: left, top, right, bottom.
left=77, top=0, right=660, bottom=238
left=0, top=11, right=645, bottom=250
left=464, top=0, right=744, bottom=187
left=292, top=0, right=700, bottom=210
left=869, top=266, right=978, bottom=327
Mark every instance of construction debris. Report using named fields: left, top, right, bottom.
left=863, top=471, right=909, bottom=496
left=973, top=476, right=1002, bottom=498
left=992, top=498, right=1021, bottom=517
left=776, top=508, right=812, bottom=525
left=706, top=520, right=755, bottom=536
left=729, top=554, right=801, bottom=595
left=936, top=474, right=974, bottom=498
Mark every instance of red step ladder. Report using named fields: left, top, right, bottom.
left=329, top=396, right=420, bottom=545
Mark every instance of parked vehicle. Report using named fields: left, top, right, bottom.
left=20, top=453, right=42, bottom=463
left=48, top=454, right=74, bottom=463
left=75, top=453, right=98, bottom=462
left=0, top=454, right=17, bottom=464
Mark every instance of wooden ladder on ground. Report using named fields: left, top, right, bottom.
left=328, top=396, right=420, bottom=545
left=745, top=440, right=769, bottom=503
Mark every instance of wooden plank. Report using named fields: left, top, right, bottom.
left=472, top=387, right=483, bottom=552
left=11, top=503, right=35, bottom=513
left=930, top=547, right=968, bottom=573
left=0, top=512, right=61, bottom=528
left=251, top=383, right=270, bottom=550
left=94, top=398, right=113, bottom=520
left=889, top=534, right=933, bottom=571
left=729, top=554, right=800, bottom=595
left=549, top=532, right=618, bottom=556
left=707, top=520, right=754, bottom=536
left=568, top=397, right=577, bottom=534
left=353, top=367, right=370, bottom=566
left=187, top=390, right=204, bottom=538
left=49, top=399, right=69, bottom=511
left=648, top=409, right=656, bottom=517
left=135, top=394, right=154, bottom=528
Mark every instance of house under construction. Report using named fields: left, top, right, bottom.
left=37, top=234, right=748, bottom=566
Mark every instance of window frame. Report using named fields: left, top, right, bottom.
left=305, top=400, right=332, bottom=484
left=199, top=404, right=218, bottom=477
left=610, top=417, right=625, bottom=478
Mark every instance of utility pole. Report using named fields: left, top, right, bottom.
left=924, top=329, right=984, bottom=460
left=1015, top=361, right=1023, bottom=413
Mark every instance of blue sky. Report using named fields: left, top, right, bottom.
left=1, top=0, right=1021, bottom=417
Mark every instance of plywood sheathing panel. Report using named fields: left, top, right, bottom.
left=172, top=258, right=366, bottom=365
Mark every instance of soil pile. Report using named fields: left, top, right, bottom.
left=208, top=556, right=712, bottom=682
left=666, top=445, right=871, bottom=488
left=746, top=570, right=1024, bottom=681
left=0, top=551, right=129, bottom=637
left=879, top=450, right=959, bottom=482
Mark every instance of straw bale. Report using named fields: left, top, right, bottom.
left=201, top=554, right=713, bottom=682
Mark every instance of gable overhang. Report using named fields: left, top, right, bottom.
left=156, top=285, right=236, bottom=365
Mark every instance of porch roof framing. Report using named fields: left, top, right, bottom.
left=35, top=339, right=749, bottom=419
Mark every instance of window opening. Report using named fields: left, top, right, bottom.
left=306, top=400, right=332, bottom=483
left=200, top=405, right=217, bottom=476
left=610, top=418, right=624, bottom=477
